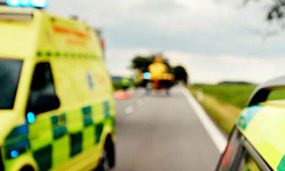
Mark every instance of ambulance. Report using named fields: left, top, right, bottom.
left=0, top=3, right=115, bottom=171
left=217, top=76, right=285, bottom=171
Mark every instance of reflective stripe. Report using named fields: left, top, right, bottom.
left=51, top=114, right=67, bottom=140
left=278, top=155, right=285, bottom=171
left=69, top=132, right=83, bottom=157
left=103, top=101, right=110, bottom=118
left=6, top=124, right=29, bottom=141
left=82, top=106, right=93, bottom=127
left=95, top=123, right=104, bottom=144
left=2, top=101, right=114, bottom=170
left=237, top=106, right=261, bottom=130
left=4, top=124, right=30, bottom=159
left=37, top=51, right=97, bottom=58
left=33, top=145, right=52, bottom=171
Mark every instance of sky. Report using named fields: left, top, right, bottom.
left=48, top=0, right=285, bottom=83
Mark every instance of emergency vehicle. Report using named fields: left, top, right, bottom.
left=143, top=54, right=174, bottom=94
left=0, top=2, right=115, bottom=171
left=217, top=76, right=285, bottom=171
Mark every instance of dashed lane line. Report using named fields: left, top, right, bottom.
left=125, top=106, right=135, bottom=115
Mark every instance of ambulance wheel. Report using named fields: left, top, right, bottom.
left=95, top=135, right=115, bottom=171
left=20, top=165, right=35, bottom=171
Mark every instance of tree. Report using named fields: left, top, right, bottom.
left=266, top=1, right=285, bottom=21
left=172, top=66, right=189, bottom=84
left=131, top=56, right=153, bottom=72
left=249, top=0, right=285, bottom=21
left=131, top=54, right=190, bottom=84
left=131, top=54, right=172, bottom=72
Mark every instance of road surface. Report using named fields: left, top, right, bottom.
left=115, top=87, right=222, bottom=171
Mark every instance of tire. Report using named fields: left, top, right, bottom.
left=20, top=166, right=35, bottom=171
left=165, top=89, right=170, bottom=96
left=94, top=136, right=115, bottom=171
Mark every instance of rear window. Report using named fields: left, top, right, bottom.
left=0, top=59, right=22, bottom=109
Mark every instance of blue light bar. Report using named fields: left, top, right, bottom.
left=143, top=72, right=151, bottom=80
left=6, top=0, right=48, bottom=9
left=26, top=112, right=36, bottom=124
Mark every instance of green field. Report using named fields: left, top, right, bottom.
left=190, top=84, right=256, bottom=134
left=268, top=89, right=285, bottom=100
left=191, top=83, right=285, bottom=134
left=192, top=84, right=256, bottom=109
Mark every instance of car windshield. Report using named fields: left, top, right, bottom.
left=0, top=59, right=22, bottom=109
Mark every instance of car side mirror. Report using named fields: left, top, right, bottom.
left=27, top=94, right=60, bottom=115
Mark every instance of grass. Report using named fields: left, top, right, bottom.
left=269, top=89, right=285, bottom=100
left=190, top=84, right=256, bottom=134
left=191, top=84, right=256, bottom=109
left=190, top=83, right=285, bottom=134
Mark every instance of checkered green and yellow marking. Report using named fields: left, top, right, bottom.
left=237, top=105, right=261, bottom=131
left=236, top=101, right=285, bottom=171
left=37, top=51, right=98, bottom=59
left=1, top=100, right=115, bottom=171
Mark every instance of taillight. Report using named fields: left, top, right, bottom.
left=216, top=129, right=242, bottom=171
left=221, top=144, right=233, bottom=167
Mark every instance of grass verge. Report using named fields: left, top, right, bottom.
left=189, top=84, right=256, bottom=134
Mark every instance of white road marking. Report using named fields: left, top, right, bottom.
left=125, top=106, right=135, bottom=115
left=137, top=99, right=144, bottom=106
left=180, top=87, right=227, bottom=153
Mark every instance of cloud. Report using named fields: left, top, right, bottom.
left=48, top=0, right=285, bottom=83
left=48, top=0, right=285, bottom=56
left=165, top=51, right=285, bottom=83
left=106, top=48, right=151, bottom=76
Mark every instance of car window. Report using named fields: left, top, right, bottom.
left=267, top=89, right=285, bottom=101
left=0, top=59, right=22, bottom=109
left=28, top=62, right=56, bottom=114
left=238, top=152, right=261, bottom=171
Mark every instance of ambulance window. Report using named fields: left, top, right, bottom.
left=217, top=129, right=243, bottom=171
left=0, top=59, right=22, bottom=109
left=28, top=62, right=58, bottom=114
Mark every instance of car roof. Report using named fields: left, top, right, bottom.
left=237, top=75, right=285, bottom=170
left=248, top=76, right=285, bottom=106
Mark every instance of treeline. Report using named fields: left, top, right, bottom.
left=131, top=54, right=189, bottom=84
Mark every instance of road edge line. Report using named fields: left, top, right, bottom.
left=179, top=87, right=227, bottom=153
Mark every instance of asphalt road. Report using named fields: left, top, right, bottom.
left=115, top=87, right=221, bottom=171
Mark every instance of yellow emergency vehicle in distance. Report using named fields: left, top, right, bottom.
left=0, top=6, right=115, bottom=171
left=143, top=54, right=174, bottom=95
left=216, top=76, right=285, bottom=171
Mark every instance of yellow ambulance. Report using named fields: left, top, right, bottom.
left=217, top=76, right=285, bottom=171
left=0, top=6, right=115, bottom=171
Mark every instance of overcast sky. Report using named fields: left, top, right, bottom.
left=48, top=0, right=285, bottom=83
